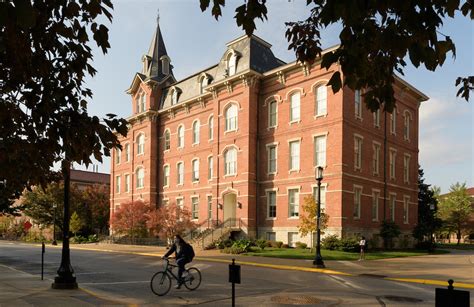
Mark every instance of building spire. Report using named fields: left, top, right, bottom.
left=156, top=9, right=160, bottom=25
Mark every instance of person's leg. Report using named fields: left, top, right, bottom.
left=176, top=258, right=186, bottom=285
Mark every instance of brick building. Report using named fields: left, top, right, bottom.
left=110, top=21, right=428, bottom=247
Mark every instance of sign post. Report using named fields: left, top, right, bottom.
left=435, top=279, right=469, bottom=307
left=41, top=242, right=45, bottom=280
left=228, top=258, right=241, bottom=307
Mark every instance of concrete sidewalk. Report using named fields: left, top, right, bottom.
left=66, top=242, right=474, bottom=288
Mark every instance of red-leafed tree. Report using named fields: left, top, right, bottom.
left=111, top=200, right=151, bottom=242
left=146, top=203, right=196, bottom=245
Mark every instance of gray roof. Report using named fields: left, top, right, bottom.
left=143, top=23, right=174, bottom=82
left=160, top=35, right=285, bottom=109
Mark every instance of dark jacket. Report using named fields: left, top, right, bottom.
left=164, top=243, right=193, bottom=261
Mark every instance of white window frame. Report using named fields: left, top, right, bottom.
left=390, top=108, right=397, bottom=135
left=372, top=189, right=380, bottom=221
left=207, top=195, right=213, bottom=220
left=373, top=109, right=380, bottom=128
left=137, top=133, right=145, bottom=155
left=115, top=175, right=121, bottom=194
left=208, top=155, right=213, bottom=181
left=225, top=104, right=238, bottom=132
left=171, top=89, right=178, bottom=106
left=266, top=143, right=277, bottom=175
left=389, top=149, right=397, bottom=180
left=268, top=100, right=278, bottom=128
left=125, top=143, right=130, bottom=162
left=403, top=154, right=410, bottom=184
left=136, top=167, right=144, bottom=189
left=289, top=140, right=300, bottom=172
left=227, top=52, right=237, bottom=76
left=389, top=193, right=396, bottom=222
left=354, top=135, right=363, bottom=170
left=164, top=129, right=170, bottom=151
left=177, top=125, right=184, bottom=148
left=353, top=185, right=362, bottom=219
left=224, top=147, right=237, bottom=176
left=289, top=92, right=301, bottom=123
left=163, top=164, right=170, bottom=188
left=312, top=184, right=327, bottom=211
left=177, top=162, right=184, bottom=185
left=139, top=93, right=146, bottom=113
left=192, top=159, right=200, bottom=182
left=403, top=196, right=410, bottom=224
left=373, top=142, right=381, bottom=176
left=208, top=115, right=214, bottom=141
left=192, top=120, right=200, bottom=145
left=124, top=174, right=130, bottom=193
left=191, top=196, right=199, bottom=220
left=266, top=189, right=277, bottom=219
left=288, top=188, right=300, bottom=218
left=115, top=148, right=121, bottom=164
left=355, top=90, right=362, bottom=119
left=403, top=111, right=411, bottom=141
left=314, top=134, right=327, bottom=167
left=315, top=85, right=327, bottom=116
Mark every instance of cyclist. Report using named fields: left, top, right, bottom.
left=162, top=234, right=195, bottom=289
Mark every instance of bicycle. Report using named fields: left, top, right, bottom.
left=150, top=258, right=202, bottom=296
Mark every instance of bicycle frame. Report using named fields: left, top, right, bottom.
left=162, top=258, right=182, bottom=282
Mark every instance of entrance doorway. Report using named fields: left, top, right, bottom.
left=223, top=193, right=237, bottom=223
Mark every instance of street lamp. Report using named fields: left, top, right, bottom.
left=313, top=166, right=325, bottom=268
left=52, top=204, right=57, bottom=245
left=429, top=203, right=435, bottom=252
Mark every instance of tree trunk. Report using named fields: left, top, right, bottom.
left=457, top=229, right=461, bottom=245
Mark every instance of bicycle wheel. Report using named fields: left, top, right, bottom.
left=150, top=271, right=171, bottom=296
left=183, top=267, right=201, bottom=291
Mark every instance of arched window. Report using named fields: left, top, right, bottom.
left=315, top=85, right=327, bottom=116
left=225, top=104, right=238, bottom=132
left=136, top=167, right=145, bottom=188
left=163, top=165, right=170, bottom=187
left=192, top=120, right=200, bottom=144
left=115, top=148, right=121, bottom=164
left=177, top=162, right=184, bottom=185
left=161, top=55, right=170, bottom=75
left=227, top=52, right=237, bottom=76
left=171, top=89, right=178, bottom=105
left=177, top=125, right=184, bottom=148
left=200, top=76, right=207, bottom=94
left=290, top=92, right=300, bottom=122
left=164, top=130, right=170, bottom=150
left=125, top=143, right=130, bottom=162
left=208, top=116, right=214, bottom=140
left=403, top=111, right=411, bottom=140
left=224, top=147, right=237, bottom=175
left=192, top=159, right=199, bottom=181
left=140, top=93, right=146, bottom=112
left=268, top=101, right=277, bottom=128
left=136, top=134, right=145, bottom=155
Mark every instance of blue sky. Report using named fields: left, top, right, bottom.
left=77, top=1, right=473, bottom=194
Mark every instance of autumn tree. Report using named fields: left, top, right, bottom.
left=200, top=0, right=473, bottom=109
left=437, top=182, right=473, bottom=245
left=81, top=184, right=110, bottom=235
left=69, top=212, right=82, bottom=237
left=0, top=0, right=128, bottom=213
left=146, top=203, right=197, bottom=245
left=111, top=200, right=151, bottom=242
left=298, top=195, right=329, bottom=248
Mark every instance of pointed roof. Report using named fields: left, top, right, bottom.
left=144, top=22, right=172, bottom=80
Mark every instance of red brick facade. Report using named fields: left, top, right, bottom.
left=110, top=26, right=428, bottom=247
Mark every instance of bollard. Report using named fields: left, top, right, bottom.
left=41, top=242, right=45, bottom=280
left=229, top=258, right=241, bottom=307
left=435, top=279, right=470, bottom=307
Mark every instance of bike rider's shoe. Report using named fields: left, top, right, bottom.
left=175, top=279, right=184, bottom=289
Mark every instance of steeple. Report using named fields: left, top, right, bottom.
left=141, top=11, right=173, bottom=82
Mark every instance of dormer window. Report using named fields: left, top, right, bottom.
left=160, top=55, right=170, bottom=75
left=225, top=50, right=239, bottom=76
left=169, top=86, right=181, bottom=106
left=199, top=73, right=212, bottom=94
left=136, top=91, right=146, bottom=113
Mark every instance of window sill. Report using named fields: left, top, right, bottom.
left=163, top=185, right=169, bottom=189
left=224, top=129, right=238, bottom=135
left=137, top=153, right=144, bottom=157
left=192, top=143, right=200, bottom=147
left=267, top=125, right=277, bottom=130
left=288, top=216, right=299, bottom=220
left=288, top=169, right=300, bottom=174
left=372, top=219, right=379, bottom=222
left=223, top=174, right=237, bottom=178
left=355, top=115, right=363, bottom=121
left=192, top=180, right=200, bottom=184
left=266, top=217, right=276, bottom=221
left=176, top=183, right=184, bottom=187
left=164, top=149, right=170, bottom=153
left=136, top=187, right=144, bottom=190
left=267, top=172, right=277, bottom=176
left=314, top=113, right=327, bottom=119
left=289, top=120, right=300, bottom=125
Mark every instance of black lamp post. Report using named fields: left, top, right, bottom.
left=313, top=166, right=325, bottom=268
left=429, top=203, right=435, bottom=252
left=52, top=204, right=57, bottom=246
left=52, top=160, right=77, bottom=289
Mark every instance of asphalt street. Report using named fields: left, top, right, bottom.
left=0, top=242, right=468, bottom=306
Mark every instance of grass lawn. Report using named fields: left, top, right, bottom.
left=243, top=247, right=449, bottom=261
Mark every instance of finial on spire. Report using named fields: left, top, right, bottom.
left=157, top=9, right=160, bottom=25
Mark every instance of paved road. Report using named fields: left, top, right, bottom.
left=2, top=242, right=464, bottom=306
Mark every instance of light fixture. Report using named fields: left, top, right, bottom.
left=315, top=166, right=324, bottom=181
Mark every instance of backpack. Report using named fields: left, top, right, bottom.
left=185, top=243, right=195, bottom=261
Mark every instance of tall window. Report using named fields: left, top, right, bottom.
left=389, top=150, right=396, bottom=179
left=353, top=186, right=362, bottom=219
left=390, top=109, right=397, bottom=134
left=373, top=109, right=380, bottom=127
left=373, top=143, right=380, bottom=175
left=125, top=144, right=130, bottom=162
left=192, top=159, right=199, bottom=182
left=389, top=194, right=396, bottom=221
left=192, top=197, right=199, bottom=220
left=200, top=77, right=207, bottom=94
left=177, top=198, right=184, bottom=220
left=136, top=168, right=144, bottom=188
left=268, top=100, right=277, bottom=128
left=290, top=92, right=300, bottom=122
left=288, top=189, right=299, bottom=217
left=177, top=162, right=184, bottom=185
left=227, top=53, right=237, bottom=76
left=138, top=93, right=146, bottom=113
left=208, top=116, right=214, bottom=140
left=312, top=186, right=326, bottom=210
left=403, top=154, right=410, bottom=183
left=207, top=195, right=212, bottom=220
left=208, top=156, right=213, bottom=180
left=115, top=175, right=121, bottom=193
left=161, top=56, right=170, bottom=75
left=267, top=145, right=277, bottom=174
left=192, top=120, right=200, bottom=144
left=315, top=85, right=327, bottom=116
left=289, top=140, right=300, bottom=171
left=163, top=165, right=170, bottom=187
left=404, top=112, right=410, bottom=140
left=314, top=135, right=326, bottom=167
left=355, top=90, right=362, bottom=118
left=177, top=125, right=184, bottom=148
left=354, top=136, right=363, bottom=170
left=171, top=89, right=178, bottom=105
left=164, top=130, right=170, bottom=150
left=403, top=197, right=409, bottom=224
left=224, top=148, right=237, bottom=175
left=137, top=134, right=145, bottom=155
left=372, top=190, right=379, bottom=221
left=225, top=104, right=238, bottom=131
left=115, top=148, right=121, bottom=164
left=124, top=174, right=130, bottom=193
left=267, top=191, right=277, bottom=218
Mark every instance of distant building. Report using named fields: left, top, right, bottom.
left=110, top=19, right=428, bottom=247
left=70, top=169, right=110, bottom=191
left=438, top=187, right=474, bottom=243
